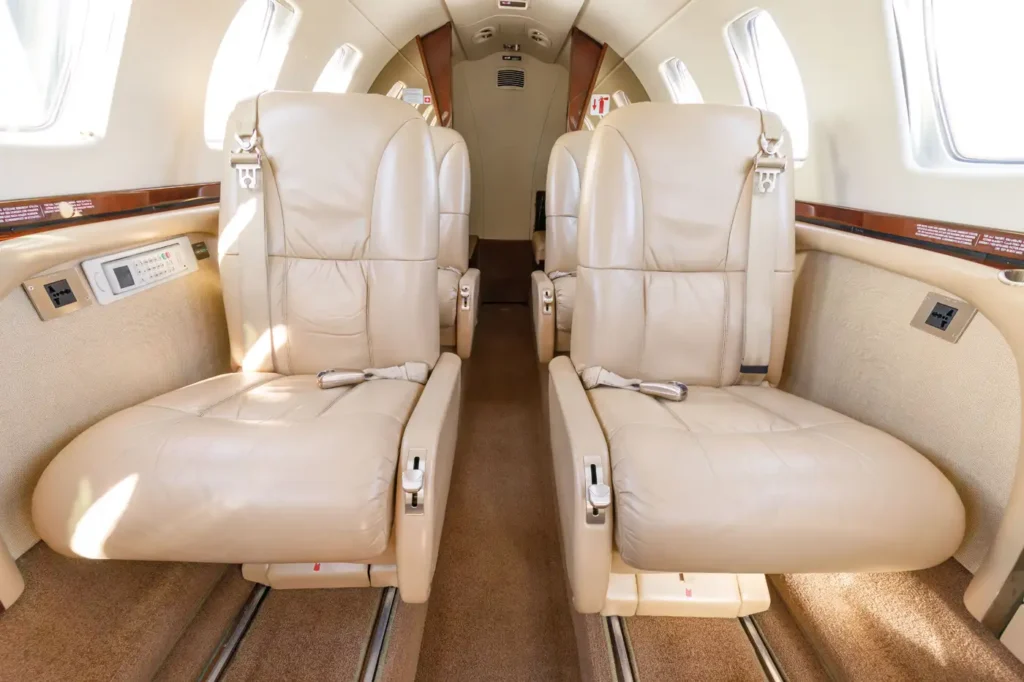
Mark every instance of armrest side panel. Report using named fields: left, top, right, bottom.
left=531, top=271, right=556, bottom=364
left=549, top=356, right=612, bottom=613
left=456, top=268, right=481, bottom=359
left=395, top=352, right=462, bottom=603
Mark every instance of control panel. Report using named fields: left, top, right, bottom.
left=82, top=236, right=199, bottom=305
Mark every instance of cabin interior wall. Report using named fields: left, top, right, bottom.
left=453, top=52, right=569, bottom=240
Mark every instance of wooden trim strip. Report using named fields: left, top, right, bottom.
left=797, top=201, right=1024, bottom=270
left=566, top=28, right=606, bottom=132
left=417, top=23, right=454, bottom=128
left=0, top=182, right=220, bottom=242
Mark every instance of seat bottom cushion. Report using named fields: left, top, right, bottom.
left=589, top=385, right=965, bottom=574
left=32, top=373, right=422, bottom=563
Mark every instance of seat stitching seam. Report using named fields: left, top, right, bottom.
left=719, top=387, right=799, bottom=431
left=806, top=426, right=871, bottom=470
left=652, top=396, right=694, bottom=432
left=315, top=385, right=356, bottom=418
left=197, top=376, right=280, bottom=417
left=720, top=272, right=730, bottom=385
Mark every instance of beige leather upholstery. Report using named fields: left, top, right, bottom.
left=33, top=94, right=462, bottom=602
left=430, top=126, right=479, bottom=359
left=531, top=131, right=592, bottom=363
left=550, top=103, right=965, bottom=612
left=532, top=230, right=545, bottom=264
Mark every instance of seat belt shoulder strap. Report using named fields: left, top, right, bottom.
left=740, top=110, right=787, bottom=386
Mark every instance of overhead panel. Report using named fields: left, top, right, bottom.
left=444, top=0, right=585, bottom=63
left=350, top=0, right=451, bottom=48
left=574, top=0, right=691, bottom=56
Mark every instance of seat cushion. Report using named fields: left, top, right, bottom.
left=553, top=275, right=576, bottom=333
left=438, top=268, right=460, bottom=330
left=32, top=373, right=422, bottom=563
left=589, top=385, right=964, bottom=574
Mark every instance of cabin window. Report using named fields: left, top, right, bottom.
left=386, top=81, right=407, bottom=99
left=313, top=43, right=361, bottom=94
left=0, top=0, right=132, bottom=142
left=204, top=0, right=298, bottom=150
left=658, top=58, right=703, bottom=104
left=894, top=0, right=1024, bottom=165
left=728, top=9, right=809, bottom=162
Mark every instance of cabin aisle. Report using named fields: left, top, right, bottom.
left=416, top=304, right=581, bottom=681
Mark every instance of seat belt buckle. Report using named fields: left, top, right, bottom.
left=316, top=369, right=368, bottom=389
left=754, top=133, right=786, bottom=194
left=231, top=132, right=262, bottom=190
left=638, top=381, right=688, bottom=402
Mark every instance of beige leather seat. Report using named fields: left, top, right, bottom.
left=431, top=127, right=479, bottom=359
left=32, top=93, right=461, bottom=603
left=549, top=103, right=965, bottom=614
left=531, top=130, right=592, bottom=363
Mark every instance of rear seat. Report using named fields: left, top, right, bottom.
left=430, top=127, right=479, bottom=359
left=530, top=130, right=592, bottom=363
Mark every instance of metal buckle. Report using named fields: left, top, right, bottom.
left=231, top=131, right=262, bottom=190
left=754, top=133, right=786, bottom=194
left=404, top=449, right=427, bottom=515
left=316, top=369, right=368, bottom=389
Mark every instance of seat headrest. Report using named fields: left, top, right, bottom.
left=578, top=103, right=794, bottom=273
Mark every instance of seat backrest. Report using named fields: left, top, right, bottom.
left=545, top=131, right=593, bottom=275
left=430, top=127, right=471, bottom=273
left=219, top=92, right=440, bottom=375
left=571, top=103, right=795, bottom=387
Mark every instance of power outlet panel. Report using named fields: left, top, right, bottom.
left=911, top=292, right=977, bottom=343
left=22, top=268, right=93, bottom=321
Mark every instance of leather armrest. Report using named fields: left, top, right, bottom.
left=456, top=268, right=480, bottom=359
left=548, top=356, right=612, bottom=613
left=531, top=270, right=556, bottom=364
left=395, top=352, right=462, bottom=603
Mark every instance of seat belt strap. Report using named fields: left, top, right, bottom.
left=231, top=96, right=274, bottom=372
left=580, top=366, right=688, bottom=402
left=740, top=110, right=787, bottom=386
left=317, top=362, right=432, bottom=389
left=549, top=271, right=575, bottom=280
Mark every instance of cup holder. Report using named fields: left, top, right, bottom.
left=998, top=269, right=1024, bottom=286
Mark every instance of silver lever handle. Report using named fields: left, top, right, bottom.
left=587, top=483, right=612, bottom=510
left=402, top=469, right=424, bottom=494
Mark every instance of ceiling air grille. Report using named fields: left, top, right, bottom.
left=497, top=69, right=525, bottom=89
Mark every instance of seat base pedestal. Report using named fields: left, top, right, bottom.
left=601, top=572, right=771, bottom=618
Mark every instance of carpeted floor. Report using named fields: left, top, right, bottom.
left=773, top=560, right=1024, bottom=681
left=223, top=587, right=382, bottom=681
left=416, top=305, right=581, bottom=681
left=753, top=586, right=831, bottom=681
left=0, top=543, right=225, bottom=681
left=154, top=566, right=255, bottom=681
left=625, top=616, right=767, bottom=681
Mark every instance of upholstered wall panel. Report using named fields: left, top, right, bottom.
left=783, top=253, right=1019, bottom=572
left=0, top=238, right=229, bottom=558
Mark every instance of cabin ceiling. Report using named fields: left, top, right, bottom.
left=344, top=0, right=696, bottom=62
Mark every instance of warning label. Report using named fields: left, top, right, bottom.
left=42, top=199, right=95, bottom=218
left=914, top=223, right=979, bottom=247
left=0, top=204, right=43, bottom=224
left=979, top=233, right=1024, bottom=257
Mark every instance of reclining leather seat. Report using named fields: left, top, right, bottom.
left=430, top=127, right=479, bottom=359
left=32, top=93, right=461, bottom=602
left=549, top=103, right=965, bottom=614
left=531, top=130, right=592, bottom=362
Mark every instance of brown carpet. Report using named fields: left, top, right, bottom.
left=223, top=587, right=381, bottom=681
left=0, top=543, right=225, bottom=681
left=753, top=586, right=831, bottom=682
left=380, top=601, right=429, bottom=682
left=774, top=560, right=1024, bottom=681
left=154, top=566, right=255, bottom=681
left=416, top=305, right=581, bottom=681
left=625, top=616, right=766, bottom=681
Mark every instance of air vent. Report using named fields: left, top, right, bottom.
left=497, top=69, right=525, bottom=89
left=473, top=26, right=496, bottom=44
left=528, top=29, right=551, bottom=47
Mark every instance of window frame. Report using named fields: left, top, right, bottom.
left=727, top=8, right=810, bottom=163
left=0, top=0, right=133, bottom=145
left=657, top=57, right=703, bottom=104
left=313, top=43, right=362, bottom=94
left=894, top=0, right=1024, bottom=166
left=203, top=0, right=299, bottom=150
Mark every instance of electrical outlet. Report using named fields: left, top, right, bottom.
left=44, top=279, right=77, bottom=308
left=911, top=293, right=976, bottom=343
